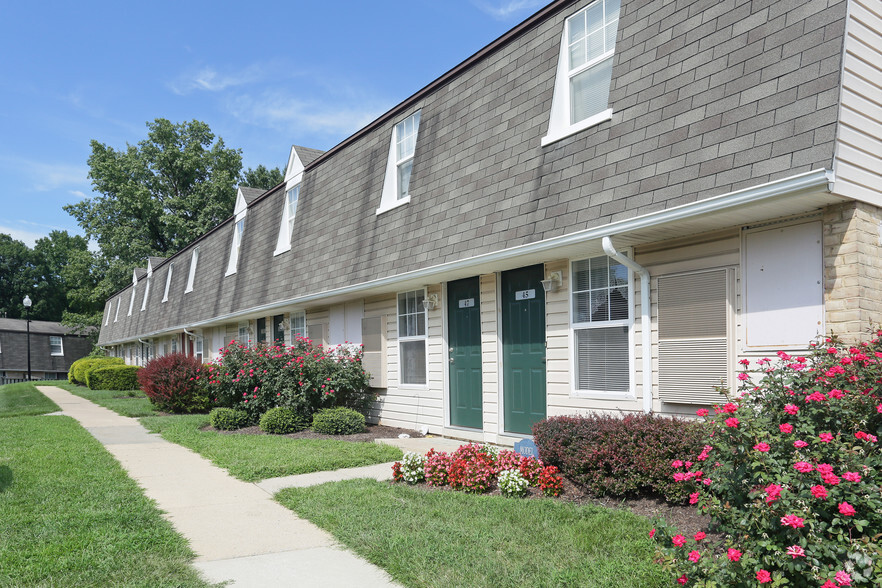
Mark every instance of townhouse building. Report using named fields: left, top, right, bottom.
left=0, top=319, right=92, bottom=383
left=98, top=0, right=882, bottom=444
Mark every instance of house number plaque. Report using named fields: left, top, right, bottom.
left=458, top=298, right=475, bottom=308
left=514, top=289, right=536, bottom=301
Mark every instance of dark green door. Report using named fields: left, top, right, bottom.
left=502, top=265, right=546, bottom=434
left=448, top=277, right=482, bottom=429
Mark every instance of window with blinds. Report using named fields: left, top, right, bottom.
left=571, top=255, right=631, bottom=393
left=657, top=269, right=731, bottom=404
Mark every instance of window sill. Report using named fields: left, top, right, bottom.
left=541, top=109, right=613, bottom=147
left=273, top=245, right=292, bottom=257
left=376, top=195, right=410, bottom=216
left=50, top=353, right=64, bottom=357
left=224, top=270, right=237, bottom=277
left=184, top=288, right=193, bottom=294
left=571, top=390, right=636, bottom=401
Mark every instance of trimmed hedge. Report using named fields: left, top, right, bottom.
left=532, top=413, right=705, bottom=502
left=69, top=357, right=123, bottom=385
left=86, top=365, right=141, bottom=391
left=259, top=407, right=309, bottom=434
left=311, top=407, right=366, bottom=435
left=138, top=353, right=209, bottom=414
left=209, top=407, right=248, bottom=431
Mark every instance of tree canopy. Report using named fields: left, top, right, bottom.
left=242, top=164, right=284, bottom=190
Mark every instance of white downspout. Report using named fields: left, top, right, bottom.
left=602, top=236, right=653, bottom=414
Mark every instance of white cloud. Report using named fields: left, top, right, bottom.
left=224, top=90, right=389, bottom=138
left=0, top=224, right=50, bottom=247
left=69, top=190, right=87, bottom=198
left=472, top=0, right=545, bottom=20
left=169, top=64, right=272, bottom=95
left=0, top=156, right=89, bottom=192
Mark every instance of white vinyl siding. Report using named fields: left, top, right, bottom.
left=49, top=336, right=63, bottom=356
left=377, top=111, right=421, bottom=214
left=571, top=256, right=631, bottom=393
left=162, top=262, right=174, bottom=302
left=185, top=247, right=199, bottom=293
left=398, top=290, right=427, bottom=386
left=542, top=0, right=619, bottom=146
left=657, top=269, right=731, bottom=405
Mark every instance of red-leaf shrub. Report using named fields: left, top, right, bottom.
left=532, top=413, right=704, bottom=502
left=138, top=353, right=209, bottom=413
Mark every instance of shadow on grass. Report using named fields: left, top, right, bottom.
left=0, top=465, right=12, bottom=492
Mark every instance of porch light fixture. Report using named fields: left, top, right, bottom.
left=541, top=271, right=562, bottom=293
left=422, top=293, right=439, bottom=311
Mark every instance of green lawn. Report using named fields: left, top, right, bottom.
left=140, top=414, right=404, bottom=482
left=0, top=415, right=213, bottom=587
left=0, top=382, right=60, bottom=417
left=54, top=381, right=158, bottom=417
left=277, top=479, right=668, bottom=588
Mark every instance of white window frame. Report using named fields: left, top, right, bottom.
left=185, top=247, right=199, bottom=293
left=397, top=289, right=428, bottom=387
left=171, top=336, right=178, bottom=354
left=162, top=262, right=174, bottom=303
left=195, top=335, right=204, bottom=362
left=105, top=302, right=111, bottom=326
left=49, top=336, right=64, bottom=356
left=141, top=275, right=151, bottom=311
left=377, top=110, right=421, bottom=215
left=238, top=321, right=250, bottom=346
left=542, top=0, right=619, bottom=146
left=128, top=283, right=136, bottom=316
left=290, top=310, right=307, bottom=342
left=274, top=185, right=301, bottom=256
left=226, top=219, right=245, bottom=276
left=569, top=254, right=634, bottom=399
left=114, top=297, right=121, bottom=322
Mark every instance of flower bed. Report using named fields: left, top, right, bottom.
left=652, top=334, right=882, bottom=586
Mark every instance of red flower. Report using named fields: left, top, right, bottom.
left=753, top=442, right=770, bottom=452
left=672, top=534, right=686, bottom=547
left=677, top=575, right=688, bottom=585
left=757, top=569, right=772, bottom=583
left=786, top=545, right=805, bottom=558
left=838, top=502, right=856, bottom=516
left=793, top=461, right=813, bottom=473
left=780, top=514, right=805, bottom=528
left=726, top=548, right=741, bottom=562
left=648, top=529, right=655, bottom=538
left=695, top=408, right=709, bottom=417
left=810, top=485, right=828, bottom=499
left=794, top=440, right=808, bottom=448
left=835, top=571, right=852, bottom=586
left=784, top=404, right=799, bottom=415
left=687, top=550, right=700, bottom=562
left=693, top=531, right=705, bottom=541
left=724, top=417, right=739, bottom=428
left=842, top=471, right=861, bottom=483
left=818, top=432, right=834, bottom=443
left=779, top=423, right=793, bottom=433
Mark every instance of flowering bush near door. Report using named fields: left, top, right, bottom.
left=206, top=338, right=374, bottom=425
left=652, top=335, right=882, bottom=587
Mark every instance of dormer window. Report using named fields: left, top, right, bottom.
left=105, top=302, right=111, bottom=326
left=185, top=246, right=199, bottom=293
left=226, top=220, right=244, bottom=275
left=114, top=297, right=121, bottom=322
left=141, top=274, right=151, bottom=311
left=162, top=262, right=174, bottom=303
left=286, top=186, right=299, bottom=238
left=128, top=282, right=137, bottom=316
left=542, top=0, right=620, bottom=146
left=377, top=110, right=421, bottom=215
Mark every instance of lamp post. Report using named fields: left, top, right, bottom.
left=23, top=295, right=32, bottom=381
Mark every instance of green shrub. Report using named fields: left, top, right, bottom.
left=532, top=413, right=705, bottom=502
left=86, top=365, right=141, bottom=391
left=69, top=356, right=123, bottom=385
left=311, top=407, right=366, bottom=435
left=209, top=407, right=248, bottom=431
left=652, top=335, right=882, bottom=586
left=206, top=340, right=375, bottom=424
left=259, top=407, right=309, bottom=434
left=138, top=353, right=209, bottom=414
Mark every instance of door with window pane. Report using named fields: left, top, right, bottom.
left=502, top=265, right=546, bottom=435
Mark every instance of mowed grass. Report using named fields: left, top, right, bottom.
left=140, top=414, right=404, bottom=482
left=0, top=382, right=60, bottom=417
left=278, top=479, right=668, bottom=588
left=0, top=415, right=212, bottom=587
left=55, top=381, right=158, bottom=417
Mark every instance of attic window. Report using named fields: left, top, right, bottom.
left=377, top=110, right=421, bottom=215
left=141, top=274, right=151, bottom=311
left=114, top=298, right=121, bottom=322
left=162, top=262, right=174, bottom=303
left=226, top=219, right=245, bottom=275
left=185, top=247, right=199, bottom=293
left=128, top=282, right=137, bottom=316
left=274, top=185, right=300, bottom=255
left=542, top=0, right=619, bottom=146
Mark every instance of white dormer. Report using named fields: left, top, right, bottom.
left=141, top=260, right=154, bottom=311
left=225, top=187, right=251, bottom=276
left=274, top=146, right=305, bottom=256
left=128, top=269, right=139, bottom=316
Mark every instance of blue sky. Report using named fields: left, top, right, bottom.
left=0, top=0, right=548, bottom=246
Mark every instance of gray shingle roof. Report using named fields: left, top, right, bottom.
left=0, top=318, right=89, bottom=336
left=294, top=146, right=324, bottom=167
left=239, top=187, right=265, bottom=204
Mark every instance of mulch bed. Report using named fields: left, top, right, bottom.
left=202, top=422, right=710, bottom=534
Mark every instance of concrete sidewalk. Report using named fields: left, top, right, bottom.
left=37, top=386, right=400, bottom=588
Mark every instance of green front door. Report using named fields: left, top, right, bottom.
left=502, top=265, right=546, bottom=434
left=448, top=277, right=483, bottom=429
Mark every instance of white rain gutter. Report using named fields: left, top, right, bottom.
left=183, top=329, right=196, bottom=339
left=137, top=338, right=151, bottom=346
left=602, top=236, right=653, bottom=414
left=102, top=169, right=833, bottom=345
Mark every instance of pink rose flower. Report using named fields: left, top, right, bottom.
left=793, top=461, right=813, bottom=473
left=671, top=459, right=684, bottom=468
left=687, top=550, right=700, bottom=562
left=754, top=442, right=771, bottom=452
left=779, top=423, right=793, bottom=433
left=822, top=473, right=840, bottom=486
left=780, top=514, right=805, bottom=528
left=693, top=531, right=705, bottom=541
left=821, top=581, right=837, bottom=588
left=677, top=575, right=688, bottom=585
left=842, top=471, right=861, bottom=483
left=810, top=485, right=828, bottom=499
left=649, top=529, right=655, bottom=538
left=838, top=502, right=856, bottom=516
left=793, top=439, right=808, bottom=448
left=737, top=372, right=749, bottom=381
left=695, top=408, right=709, bottom=417
left=689, top=492, right=699, bottom=505
left=765, top=483, right=782, bottom=503
left=672, top=534, right=686, bottom=547
left=726, top=548, right=741, bottom=562
left=784, top=404, right=799, bottom=415
left=757, top=569, right=772, bottom=583
left=835, top=571, right=852, bottom=586
left=819, top=432, right=834, bottom=443
left=786, top=545, right=805, bottom=558
left=724, top=417, right=739, bottom=428
left=816, top=463, right=833, bottom=474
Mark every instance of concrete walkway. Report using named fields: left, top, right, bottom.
left=37, top=386, right=400, bottom=588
